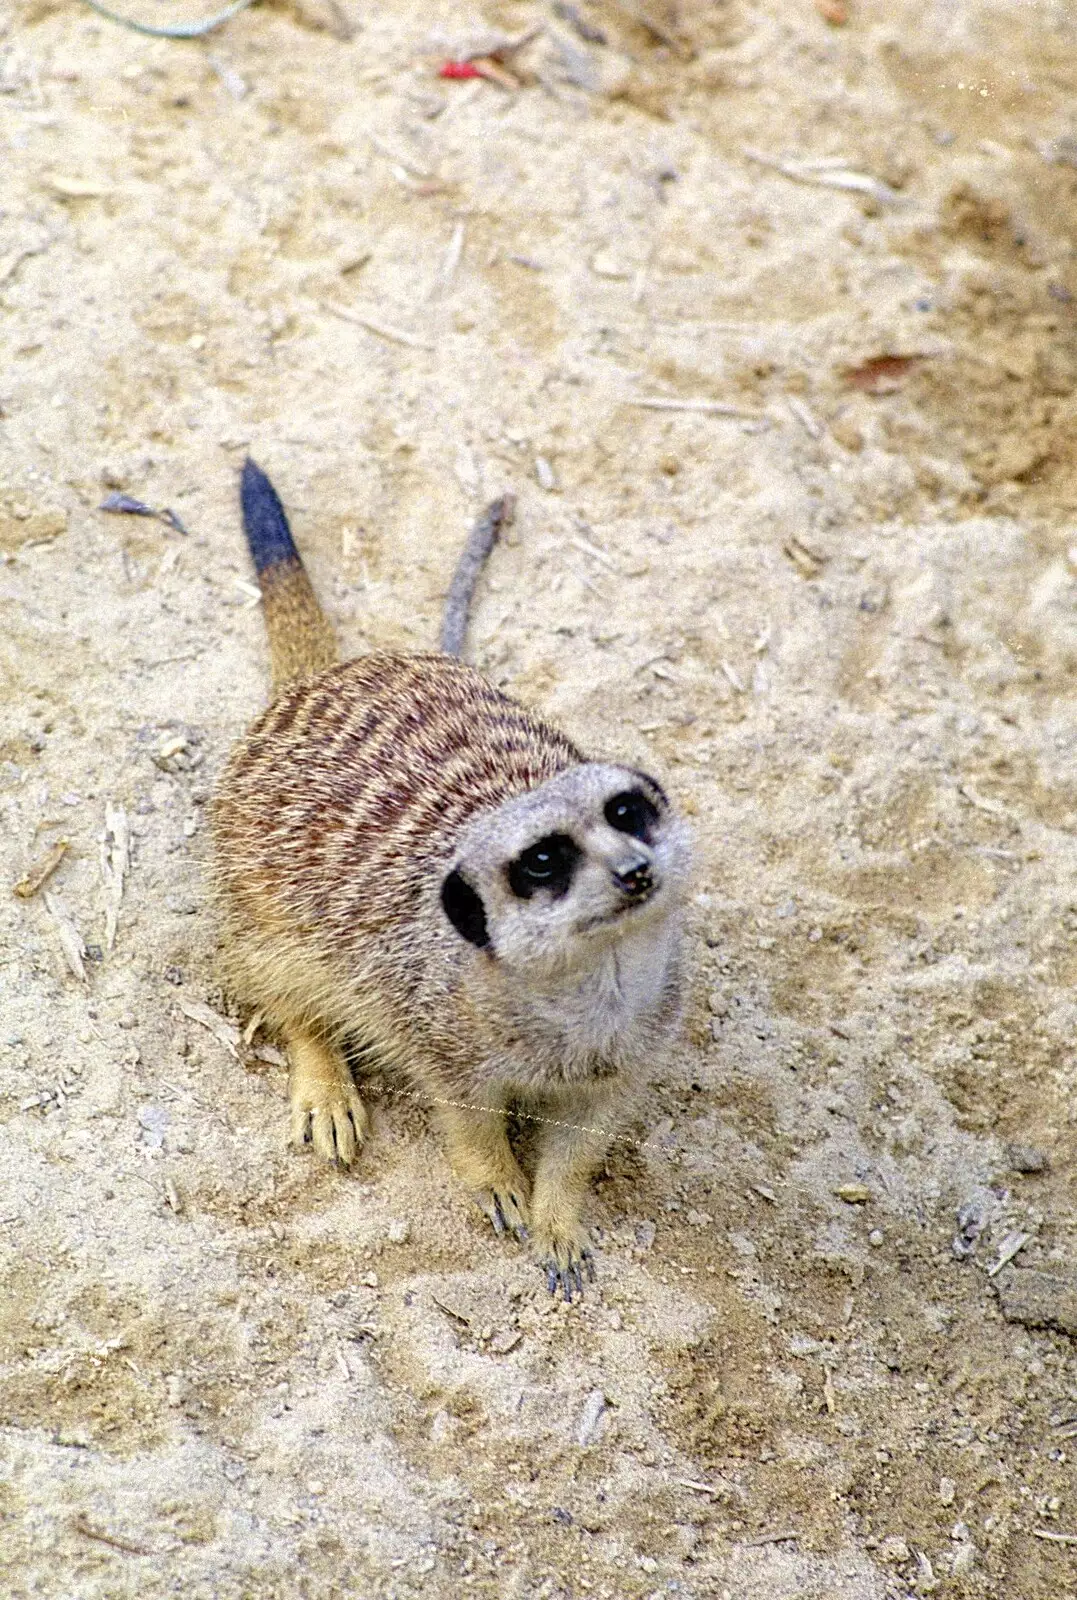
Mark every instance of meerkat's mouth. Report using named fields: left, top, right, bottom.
left=576, top=884, right=661, bottom=934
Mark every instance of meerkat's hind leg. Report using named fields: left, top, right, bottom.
left=437, top=1102, right=531, bottom=1241
left=284, top=1023, right=369, bottom=1166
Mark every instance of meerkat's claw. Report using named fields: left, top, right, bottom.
left=537, top=1236, right=595, bottom=1302
left=290, top=1086, right=369, bottom=1167
left=476, top=1186, right=531, bottom=1242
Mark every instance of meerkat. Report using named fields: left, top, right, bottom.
left=212, top=460, right=690, bottom=1298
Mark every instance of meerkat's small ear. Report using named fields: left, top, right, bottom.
left=440, top=870, right=490, bottom=949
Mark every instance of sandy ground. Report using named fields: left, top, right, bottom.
left=2, top=0, right=1077, bottom=1595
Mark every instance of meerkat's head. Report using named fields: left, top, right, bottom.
left=439, top=764, right=689, bottom=971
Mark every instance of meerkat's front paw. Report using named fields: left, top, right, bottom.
left=533, top=1223, right=596, bottom=1303
left=290, top=1079, right=369, bottom=1166
left=474, top=1184, right=531, bottom=1242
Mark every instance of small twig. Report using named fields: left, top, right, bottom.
left=321, top=302, right=434, bottom=351
left=44, top=892, right=87, bottom=982
left=677, top=1477, right=733, bottom=1497
left=607, top=0, right=693, bottom=58
left=743, top=147, right=900, bottom=205
left=13, top=839, right=68, bottom=900
left=739, top=1530, right=799, bottom=1547
left=431, top=1297, right=472, bottom=1329
left=177, top=997, right=242, bottom=1060
left=986, top=1231, right=1031, bottom=1278
left=78, top=0, right=256, bottom=37
left=441, top=222, right=466, bottom=285
left=439, top=495, right=516, bottom=658
left=100, top=804, right=130, bottom=952
left=626, top=397, right=765, bottom=420
left=1032, top=1528, right=1077, bottom=1545
left=0, top=244, right=48, bottom=286
left=72, top=1514, right=152, bottom=1555
left=100, top=493, right=188, bottom=536
left=569, top=535, right=619, bottom=572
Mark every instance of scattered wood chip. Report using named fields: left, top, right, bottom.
left=99, top=492, right=188, bottom=535
left=576, top=1388, right=607, bottom=1446
left=815, top=0, right=850, bottom=23
left=13, top=838, right=68, bottom=899
left=787, top=396, right=823, bottom=438
left=835, top=1183, right=872, bottom=1204
left=627, top=396, right=765, bottom=420
left=553, top=2, right=607, bottom=45
left=440, top=221, right=465, bottom=286
left=783, top=535, right=826, bottom=578
left=569, top=535, right=619, bottom=572
left=469, top=57, right=523, bottom=91
left=48, top=174, right=109, bottom=199
left=100, top=803, right=129, bottom=951
left=823, top=1364, right=836, bottom=1414
left=431, top=1297, right=472, bottom=1329
left=0, top=244, right=48, bottom=286
left=842, top=354, right=924, bottom=393
left=608, top=0, right=693, bottom=59
left=986, top=1230, right=1031, bottom=1278
left=71, top=1514, right=152, bottom=1555
left=957, top=783, right=1008, bottom=818
left=207, top=53, right=247, bottom=98
left=678, top=1475, right=737, bottom=1497
left=176, top=997, right=242, bottom=1059
left=322, top=302, right=434, bottom=351
left=44, top=891, right=87, bottom=982
left=744, top=147, right=899, bottom=205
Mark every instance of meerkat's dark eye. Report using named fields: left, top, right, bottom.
left=441, top=870, right=490, bottom=948
left=507, top=833, right=580, bottom=900
left=604, top=789, right=659, bottom=842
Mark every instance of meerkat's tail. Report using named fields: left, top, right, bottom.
left=240, top=459, right=338, bottom=693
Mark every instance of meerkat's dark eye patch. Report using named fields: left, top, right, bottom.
left=507, top=833, right=580, bottom=900
left=604, top=789, right=660, bottom=842
left=441, top=870, right=490, bottom=948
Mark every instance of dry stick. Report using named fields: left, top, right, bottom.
left=13, top=839, right=68, bottom=900
left=322, top=302, right=434, bottom=351
left=78, top=0, right=256, bottom=37
left=72, top=1514, right=153, bottom=1556
left=439, top=495, right=516, bottom=658
left=627, top=396, right=766, bottom=420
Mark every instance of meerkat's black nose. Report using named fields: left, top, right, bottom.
left=614, top=860, right=654, bottom=898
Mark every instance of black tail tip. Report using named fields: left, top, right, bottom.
left=239, top=457, right=299, bottom=574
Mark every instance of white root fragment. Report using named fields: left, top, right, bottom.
left=44, top=891, right=88, bottom=982
left=100, top=803, right=130, bottom=952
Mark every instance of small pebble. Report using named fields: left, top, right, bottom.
left=1005, top=1143, right=1048, bottom=1175
left=868, top=1228, right=884, bottom=1247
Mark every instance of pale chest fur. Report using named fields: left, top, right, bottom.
left=487, top=915, right=684, bottom=1090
